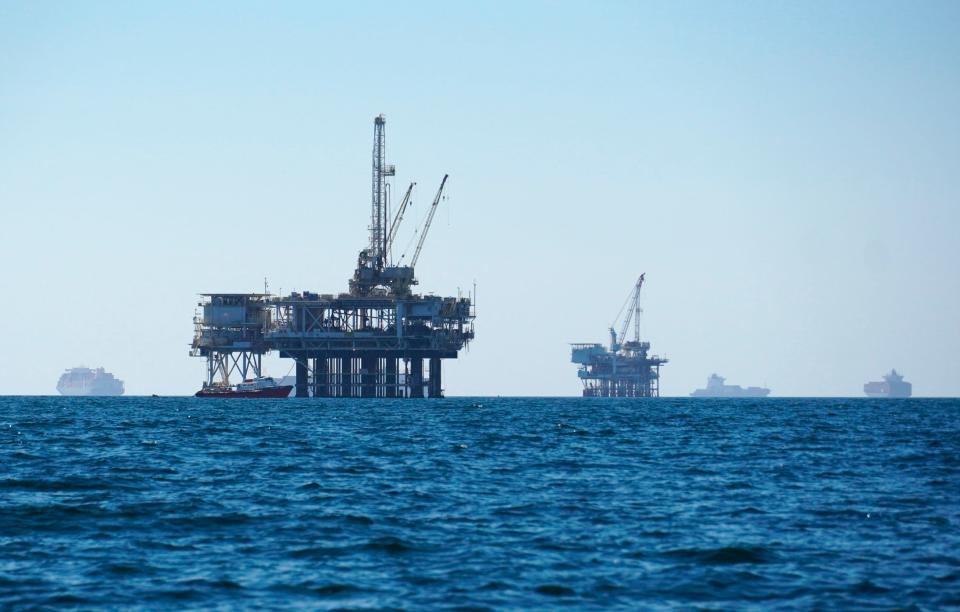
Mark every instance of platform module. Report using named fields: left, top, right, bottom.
left=191, top=115, right=475, bottom=398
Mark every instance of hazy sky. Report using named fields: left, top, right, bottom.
left=1, top=1, right=958, bottom=396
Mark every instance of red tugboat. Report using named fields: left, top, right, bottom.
left=195, top=377, right=293, bottom=398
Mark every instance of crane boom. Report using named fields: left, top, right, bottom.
left=610, top=274, right=645, bottom=351
left=386, top=181, right=415, bottom=260
left=410, top=174, right=448, bottom=268
left=618, top=273, right=645, bottom=345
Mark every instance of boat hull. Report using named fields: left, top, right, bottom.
left=195, top=385, right=293, bottom=398
left=863, top=376, right=912, bottom=398
left=690, top=389, right=770, bottom=398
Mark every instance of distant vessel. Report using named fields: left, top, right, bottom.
left=691, top=374, right=770, bottom=398
left=863, top=369, right=912, bottom=398
left=195, top=377, right=293, bottom=398
left=56, top=367, right=124, bottom=396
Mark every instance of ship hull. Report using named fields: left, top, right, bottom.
left=57, top=389, right=124, bottom=397
left=864, top=376, right=912, bottom=398
left=690, top=390, right=770, bottom=398
left=195, top=386, right=293, bottom=398
left=864, top=390, right=911, bottom=399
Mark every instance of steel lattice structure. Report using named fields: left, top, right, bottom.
left=191, top=115, right=474, bottom=398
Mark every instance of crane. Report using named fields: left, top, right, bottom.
left=409, top=174, right=449, bottom=268
left=386, top=181, right=415, bottom=262
left=609, top=274, right=645, bottom=352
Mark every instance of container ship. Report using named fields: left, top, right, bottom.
left=56, top=367, right=125, bottom=396
left=863, top=369, right=912, bottom=398
left=690, top=374, right=770, bottom=398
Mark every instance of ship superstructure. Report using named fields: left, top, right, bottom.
left=191, top=115, right=475, bottom=398
left=864, top=369, right=912, bottom=398
left=570, top=274, right=667, bottom=397
left=690, top=374, right=770, bottom=398
left=56, top=367, right=124, bottom=396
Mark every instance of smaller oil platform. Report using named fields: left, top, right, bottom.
left=571, top=274, right=667, bottom=397
left=191, top=115, right=475, bottom=398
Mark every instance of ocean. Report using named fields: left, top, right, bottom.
left=1, top=397, right=958, bottom=609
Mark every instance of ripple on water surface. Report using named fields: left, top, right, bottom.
left=0, top=396, right=959, bottom=609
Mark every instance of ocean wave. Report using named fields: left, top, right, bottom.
left=661, top=545, right=777, bottom=565
left=0, top=395, right=957, bottom=609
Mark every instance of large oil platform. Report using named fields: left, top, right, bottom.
left=191, top=115, right=475, bottom=398
left=570, top=274, right=667, bottom=397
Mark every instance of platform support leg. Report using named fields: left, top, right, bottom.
left=333, top=358, right=342, bottom=397
left=295, top=359, right=308, bottom=398
left=314, top=358, right=328, bottom=397
left=410, top=358, right=424, bottom=398
left=361, top=357, right=377, bottom=398
left=385, top=358, right=397, bottom=398
left=340, top=357, right=353, bottom=398
left=428, top=357, right=442, bottom=398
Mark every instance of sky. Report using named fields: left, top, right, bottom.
left=1, top=1, right=958, bottom=397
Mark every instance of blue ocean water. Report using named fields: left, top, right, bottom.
left=1, top=397, right=958, bottom=609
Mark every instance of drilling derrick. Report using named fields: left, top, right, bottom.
left=192, top=114, right=475, bottom=398
left=570, top=274, right=667, bottom=397
left=354, top=114, right=394, bottom=287
left=371, top=114, right=389, bottom=265
left=350, top=115, right=420, bottom=297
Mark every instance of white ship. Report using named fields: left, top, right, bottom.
left=864, top=369, right=912, bottom=398
left=690, top=374, right=770, bottom=398
left=56, top=367, right=125, bottom=396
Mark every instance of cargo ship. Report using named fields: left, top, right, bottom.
left=195, top=377, right=293, bottom=398
left=690, top=374, right=770, bottom=398
left=863, top=369, right=912, bottom=398
left=56, top=367, right=125, bottom=396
